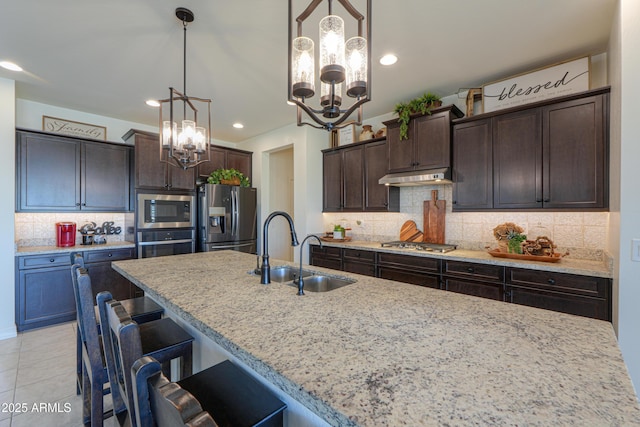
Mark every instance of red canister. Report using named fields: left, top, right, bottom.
left=56, top=222, right=76, bottom=247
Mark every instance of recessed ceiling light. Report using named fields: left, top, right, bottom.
left=0, top=61, right=23, bottom=72
left=145, top=99, right=160, bottom=107
left=233, top=123, right=244, bottom=129
left=379, top=54, right=398, bottom=66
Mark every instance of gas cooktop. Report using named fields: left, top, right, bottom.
left=380, top=241, right=457, bottom=253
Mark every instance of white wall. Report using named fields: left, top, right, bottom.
left=0, top=78, right=16, bottom=339
left=613, top=0, right=640, bottom=393
left=241, top=124, right=325, bottom=264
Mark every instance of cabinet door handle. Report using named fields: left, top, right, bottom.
left=452, top=200, right=457, bottom=205
left=548, top=278, right=556, bottom=285
left=544, top=198, right=550, bottom=203
left=536, top=199, right=542, bottom=203
left=76, top=203, right=81, bottom=206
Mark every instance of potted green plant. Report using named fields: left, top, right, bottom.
left=207, top=168, right=250, bottom=187
left=393, top=92, right=442, bottom=140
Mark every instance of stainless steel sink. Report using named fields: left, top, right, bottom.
left=287, top=275, right=356, bottom=292
left=269, top=266, right=314, bottom=283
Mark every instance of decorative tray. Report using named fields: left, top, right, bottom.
left=320, top=236, right=352, bottom=243
left=487, top=248, right=563, bottom=263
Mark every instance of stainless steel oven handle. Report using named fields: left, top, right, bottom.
left=138, top=239, right=194, bottom=246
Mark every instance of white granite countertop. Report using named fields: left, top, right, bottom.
left=316, top=240, right=612, bottom=278
left=16, top=241, right=135, bottom=256
left=112, top=251, right=639, bottom=426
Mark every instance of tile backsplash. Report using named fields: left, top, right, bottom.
left=323, top=186, right=609, bottom=261
left=15, top=212, right=127, bottom=247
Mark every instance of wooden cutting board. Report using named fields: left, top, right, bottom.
left=423, top=190, right=446, bottom=244
left=400, top=220, right=423, bottom=242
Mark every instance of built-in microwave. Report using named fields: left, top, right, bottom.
left=137, top=193, right=195, bottom=229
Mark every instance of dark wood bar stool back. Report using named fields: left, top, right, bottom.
left=72, top=253, right=164, bottom=396
left=72, top=264, right=125, bottom=426
left=97, top=291, right=196, bottom=426
left=104, top=305, right=287, bottom=427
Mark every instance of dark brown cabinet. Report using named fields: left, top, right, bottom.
left=384, top=105, right=463, bottom=173
left=16, top=130, right=132, bottom=212
left=377, top=252, right=441, bottom=289
left=197, top=146, right=253, bottom=184
left=505, top=268, right=611, bottom=321
left=123, top=129, right=195, bottom=191
left=442, top=260, right=504, bottom=301
left=342, top=248, right=376, bottom=277
left=322, top=139, right=398, bottom=212
left=452, top=119, right=493, bottom=210
left=15, top=247, right=140, bottom=331
left=309, top=245, right=342, bottom=270
left=452, top=88, right=609, bottom=211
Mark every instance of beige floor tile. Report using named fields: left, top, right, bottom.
left=0, top=352, right=19, bottom=373
left=0, top=336, right=21, bottom=356
left=18, top=340, right=75, bottom=368
left=0, top=369, right=17, bottom=394
left=10, top=394, right=83, bottom=427
left=0, top=417, right=10, bottom=427
left=14, top=370, right=77, bottom=407
left=15, top=357, right=74, bottom=390
left=0, top=389, right=14, bottom=421
left=20, top=326, right=74, bottom=353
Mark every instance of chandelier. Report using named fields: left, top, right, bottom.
left=288, top=0, right=372, bottom=131
left=158, top=7, right=211, bottom=170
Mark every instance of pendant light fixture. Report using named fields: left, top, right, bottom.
left=158, top=7, right=211, bottom=170
left=288, top=0, right=372, bottom=131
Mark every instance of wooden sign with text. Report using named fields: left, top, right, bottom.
left=42, top=116, right=107, bottom=140
left=482, top=57, right=590, bottom=113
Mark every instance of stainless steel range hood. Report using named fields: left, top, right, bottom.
left=378, top=168, right=452, bottom=186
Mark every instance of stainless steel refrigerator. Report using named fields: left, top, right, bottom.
left=197, top=184, right=257, bottom=253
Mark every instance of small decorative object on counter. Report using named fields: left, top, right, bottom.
left=93, top=234, right=106, bottom=244
left=492, top=222, right=526, bottom=254
left=333, top=224, right=345, bottom=240
left=375, top=127, right=386, bottom=138
left=359, top=125, right=374, bottom=141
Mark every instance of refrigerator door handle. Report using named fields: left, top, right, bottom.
left=232, top=189, right=239, bottom=237
left=208, top=242, right=254, bottom=250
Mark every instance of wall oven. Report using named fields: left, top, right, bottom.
left=137, top=193, right=195, bottom=229
left=137, top=229, right=195, bottom=259
left=135, top=193, right=196, bottom=258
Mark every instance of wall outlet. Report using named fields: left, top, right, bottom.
left=632, top=239, right=640, bottom=262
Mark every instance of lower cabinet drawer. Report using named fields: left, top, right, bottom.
left=444, top=260, right=504, bottom=282
left=343, top=248, right=375, bottom=262
left=378, top=266, right=440, bottom=289
left=310, top=245, right=341, bottom=258
left=377, top=252, right=441, bottom=274
left=19, top=254, right=71, bottom=269
left=83, top=248, right=135, bottom=263
left=505, top=285, right=610, bottom=321
left=507, top=268, right=609, bottom=298
left=343, top=260, right=375, bottom=277
left=443, top=277, right=503, bottom=301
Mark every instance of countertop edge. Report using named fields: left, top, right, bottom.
left=16, top=241, right=135, bottom=256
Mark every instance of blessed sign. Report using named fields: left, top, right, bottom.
left=482, top=57, right=590, bottom=113
left=42, top=116, right=107, bottom=140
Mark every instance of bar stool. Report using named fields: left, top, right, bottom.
left=74, top=266, right=194, bottom=426
left=72, top=253, right=164, bottom=395
left=102, top=298, right=287, bottom=427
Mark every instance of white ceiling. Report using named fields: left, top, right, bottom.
left=0, top=0, right=615, bottom=143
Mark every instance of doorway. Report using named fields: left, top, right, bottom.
left=268, top=147, right=294, bottom=261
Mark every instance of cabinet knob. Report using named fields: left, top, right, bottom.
left=536, top=199, right=542, bottom=203
left=548, top=278, right=556, bottom=285
left=544, top=198, right=550, bottom=203
left=76, top=203, right=81, bottom=206
left=81, top=203, right=86, bottom=206
left=108, top=253, right=113, bottom=257
left=467, top=267, right=474, bottom=273
left=50, top=258, right=55, bottom=263
left=452, top=200, right=457, bottom=205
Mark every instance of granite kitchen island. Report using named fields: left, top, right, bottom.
left=112, top=251, right=640, bottom=426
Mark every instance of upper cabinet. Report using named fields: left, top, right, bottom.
left=323, top=138, right=399, bottom=212
left=384, top=105, right=464, bottom=173
left=123, top=129, right=195, bottom=191
left=452, top=87, right=609, bottom=211
left=16, top=130, right=132, bottom=212
left=197, top=146, right=252, bottom=184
